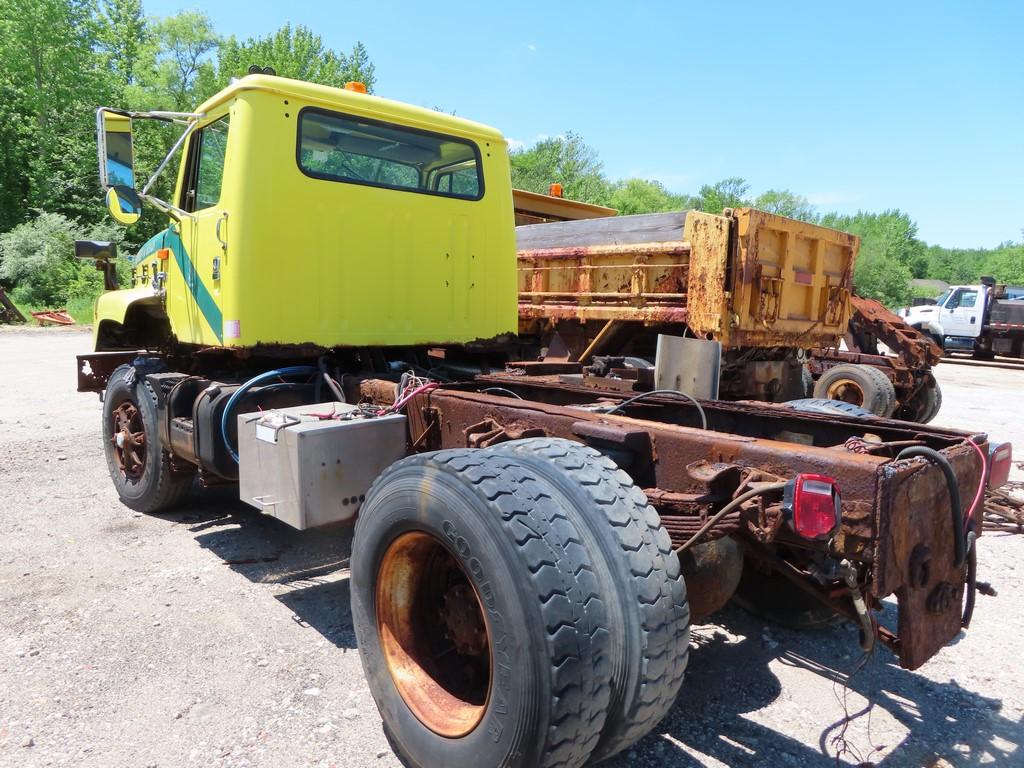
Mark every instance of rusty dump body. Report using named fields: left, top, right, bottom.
left=517, top=207, right=856, bottom=349
left=400, top=372, right=986, bottom=671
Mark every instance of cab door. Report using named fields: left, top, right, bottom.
left=939, top=287, right=982, bottom=338
left=171, top=114, right=231, bottom=345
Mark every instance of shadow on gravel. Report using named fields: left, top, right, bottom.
left=155, top=490, right=358, bottom=649
left=605, top=604, right=1022, bottom=768
left=151, top=493, right=1022, bottom=766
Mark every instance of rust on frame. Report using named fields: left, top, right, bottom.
left=409, top=378, right=988, bottom=670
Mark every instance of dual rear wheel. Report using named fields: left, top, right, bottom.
left=351, top=440, right=690, bottom=768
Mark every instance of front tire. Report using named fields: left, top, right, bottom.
left=352, top=450, right=612, bottom=768
left=101, top=365, right=191, bottom=513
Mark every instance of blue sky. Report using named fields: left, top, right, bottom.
left=145, top=0, right=1023, bottom=248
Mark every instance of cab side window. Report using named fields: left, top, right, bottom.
left=184, top=116, right=230, bottom=212
left=946, top=289, right=978, bottom=310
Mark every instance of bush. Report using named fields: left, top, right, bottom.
left=0, top=211, right=127, bottom=317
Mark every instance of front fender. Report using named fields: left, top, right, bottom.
left=902, top=309, right=943, bottom=338
left=93, top=287, right=164, bottom=349
left=911, top=319, right=943, bottom=337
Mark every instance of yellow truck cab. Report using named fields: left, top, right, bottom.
left=92, top=74, right=517, bottom=352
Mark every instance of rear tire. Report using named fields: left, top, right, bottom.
left=812, top=363, right=893, bottom=417
left=102, top=365, right=192, bottom=513
left=920, top=381, right=943, bottom=423
left=859, top=365, right=896, bottom=417
left=487, top=438, right=690, bottom=761
left=352, top=450, right=612, bottom=768
left=900, top=378, right=942, bottom=423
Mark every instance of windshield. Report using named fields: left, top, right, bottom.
left=934, top=289, right=952, bottom=307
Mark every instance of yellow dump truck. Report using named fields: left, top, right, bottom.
left=75, top=73, right=1007, bottom=768
left=515, top=198, right=943, bottom=421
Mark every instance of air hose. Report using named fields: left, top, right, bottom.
left=221, top=366, right=317, bottom=463
left=895, top=446, right=966, bottom=568
left=962, top=529, right=978, bottom=628
left=673, top=482, right=787, bottom=554
left=605, top=389, right=708, bottom=430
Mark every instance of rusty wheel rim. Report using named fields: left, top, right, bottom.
left=376, top=531, right=491, bottom=737
left=825, top=379, right=865, bottom=406
left=110, top=400, right=146, bottom=481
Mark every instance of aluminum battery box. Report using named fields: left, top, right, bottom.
left=237, top=403, right=407, bottom=529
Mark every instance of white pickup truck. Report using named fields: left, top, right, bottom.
left=902, top=280, right=1024, bottom=358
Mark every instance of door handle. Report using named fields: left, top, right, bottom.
left=213, top=212, right=228, bottom=281
left=215, top=212, right=228, bottom=251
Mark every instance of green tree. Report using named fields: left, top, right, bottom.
left=693, top=177, right=750, bottom=213
left=603, top=178, right=694, bottom=215
left=817, top=210, right=926, bottom=305
left=98, top=0, right=146, bottom=87
left=979, top=243, right=1024, bottom=284
left=131, top=11, right=219, bottom=111
left=0, top=0, right=113, bottom=223
left=852, top=251, right=913, bottom=306
left=753, top=189, right=816, bottom=221
left=218, top=26, right=376, bottom=91
left=510, top=132, right=609, bottom=204
left=820, top=210, right=927, bottom=279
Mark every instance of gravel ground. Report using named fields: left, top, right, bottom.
left=1, top=327, right=1022, bottom=768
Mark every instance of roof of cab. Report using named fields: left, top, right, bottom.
left=195, top=74, right=506, bottom=143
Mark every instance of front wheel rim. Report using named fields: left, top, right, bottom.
left=375, top=531, right=492, bottom=737
left=110, top=400, right=146, bottom=480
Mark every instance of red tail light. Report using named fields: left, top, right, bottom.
left=988, top=442, right=1013, bottom=490
left=785, top=474, right=841, bottom=540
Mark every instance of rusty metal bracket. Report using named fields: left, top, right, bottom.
left=465, top=419, right=545, bottom=448
left=77, top=350, right=145, bottom=393
left=745, top=544, right=900, bottom=657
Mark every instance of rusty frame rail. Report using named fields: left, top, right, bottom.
left=77, top=350, right=143, bottom=392
left=407, top=377, right=986, bottom=670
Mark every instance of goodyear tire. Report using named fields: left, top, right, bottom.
left=812, top=363, right=894, bottom=417
left=487, top=438, right=690, bottom=762
left=102, top=365, right=192, bottom=513
left=351, top=450, right=612, bottom=768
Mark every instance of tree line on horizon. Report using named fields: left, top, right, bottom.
left=0, top=0, right=1020, bottom=318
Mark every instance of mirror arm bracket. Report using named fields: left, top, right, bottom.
left=141, top=193, right=193, bottom=222
left=141, top=120, right=200, bottom=197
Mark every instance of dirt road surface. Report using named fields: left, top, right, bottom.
left=1, top=327, right=1022, bottom=767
